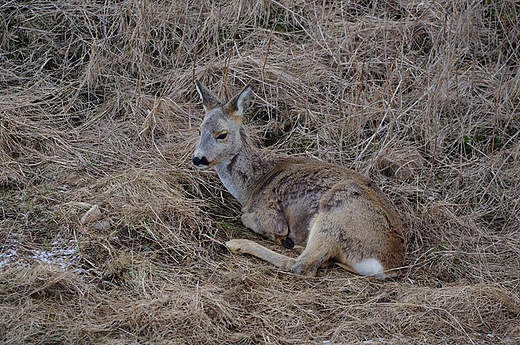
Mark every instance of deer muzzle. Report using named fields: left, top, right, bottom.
left=192, top=156, right=210, bottom=168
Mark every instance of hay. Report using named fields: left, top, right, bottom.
left=1, top=0, right=519, bottom=343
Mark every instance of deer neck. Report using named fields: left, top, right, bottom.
left=213, top=131, right=276, bottom=206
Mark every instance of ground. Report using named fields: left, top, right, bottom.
left=1, top=0, right=519, bottom=344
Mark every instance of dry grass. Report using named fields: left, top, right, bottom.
left=1, top=0, right=519, bottom=343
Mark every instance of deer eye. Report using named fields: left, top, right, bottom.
left=216, top=132, right=228, bottom=140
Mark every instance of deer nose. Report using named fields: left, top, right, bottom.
left=192, top=156, right=210, bottom=166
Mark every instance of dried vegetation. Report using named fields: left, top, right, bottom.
left=1, top=0, right=519, bottom=343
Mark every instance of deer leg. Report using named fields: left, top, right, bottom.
left=226, top=239, right=295, bottom=269
left=288, top=241, right=332, bottom=276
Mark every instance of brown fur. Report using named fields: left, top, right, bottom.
left=193, top=81, right=406, bottom=278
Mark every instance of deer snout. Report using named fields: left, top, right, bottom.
left=192, top=156, right=210, bottom=168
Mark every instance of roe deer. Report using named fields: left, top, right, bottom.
left=192, top=81, right=406, bottom=278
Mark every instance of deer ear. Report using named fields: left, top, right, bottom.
left=224, top=85, right=253, bottom=122
left=195, top=80, right=222, bottom=112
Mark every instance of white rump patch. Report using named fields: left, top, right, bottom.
left=353, top=258, right=384, bottom=277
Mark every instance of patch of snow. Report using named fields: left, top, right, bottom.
left=0, top=238, right=19, bottom=268
left=28, top=244, right=78, bottom=271
left=0, top=236, right=83, bottom=272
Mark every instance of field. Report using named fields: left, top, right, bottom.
left=1, top=0, right=519, bottom=344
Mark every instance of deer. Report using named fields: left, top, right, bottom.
left=192, top=80, right=406, bottom=279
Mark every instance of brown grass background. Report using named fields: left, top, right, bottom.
left=1, top=0, right=519, bottom=344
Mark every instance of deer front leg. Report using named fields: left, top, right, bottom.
left=226, top=239, right=295, bottom=269
left=240, top=212, right=262, bottom=233
left=240, top=209, right=292, bottom=247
